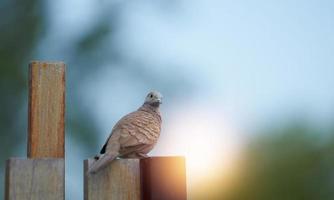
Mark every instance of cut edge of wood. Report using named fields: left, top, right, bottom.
left=4, top=159, right=10, bottom=200
left=83, top=159, right=89, bottom=200
left=30, top=61, right=66, bottom=65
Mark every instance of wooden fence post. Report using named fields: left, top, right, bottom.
left=84, top=159, right=141, bottom=200
left=5, top=61, right=66, bottom=200
left=28, top=61, right=65, bottom=158
left=84, top=156, right=187, bottom=200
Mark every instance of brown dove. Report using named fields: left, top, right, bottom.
left=88, top=91, right=162, bottom=174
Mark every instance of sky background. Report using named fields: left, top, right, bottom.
left=39, top=0, right=334, bottom=199
left=1, top=0, right=333, bottom=199
left=41, top=0, right=334, bottom=129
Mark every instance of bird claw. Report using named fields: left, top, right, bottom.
left=137, top=153, right=149, bottom=158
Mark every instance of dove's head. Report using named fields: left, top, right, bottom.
left=144, top=91, right=163, bottom=107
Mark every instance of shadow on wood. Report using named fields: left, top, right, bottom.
left=5, top=158, right=64, bottom=200
left=141, top=157, right=187, bottom=200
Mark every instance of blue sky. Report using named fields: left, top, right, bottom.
left=115, top=0, right=334, bottom=128
left=41, top=0, right=334, bottom=129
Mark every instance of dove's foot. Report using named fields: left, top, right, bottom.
left=120, top=153, right=149, bottom=159
left=137, top=153, right=149, bottom=158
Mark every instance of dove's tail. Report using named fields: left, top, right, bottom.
left=88, top=151, right=119, bottom=174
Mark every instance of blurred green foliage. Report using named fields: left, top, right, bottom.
left=195, top=123, right=334, bottom=200
left=0, top=0, right=43, bottom=167
left=232, top=124, right=334, bottom=200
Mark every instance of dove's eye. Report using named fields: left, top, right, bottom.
left=150, top=94, right=153, bottom=98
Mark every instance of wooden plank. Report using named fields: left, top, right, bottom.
left=140, top=156, right=187, bottom=200
left=28, top=61, right=65, bottom=158
left=5, top=158, right=65, bottom=200
left=84, top=158, right=140, bottom=200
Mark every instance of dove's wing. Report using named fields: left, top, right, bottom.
left=100, top=110, right=160, bottom=157
left=118, top=110, right=160, bottom=156
left=90, top=107, right=161, bottom=174
left=88, top=129, right=121, bottom=174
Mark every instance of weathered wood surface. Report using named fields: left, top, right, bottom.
left=140, top=157, right=187, bottom=200
left=28, top=61, right=65, bottom=158
left=5, top=158, right=65, bottom=200
left=84, top=158, right=140, bottom=200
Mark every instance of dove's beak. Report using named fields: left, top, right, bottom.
left=157, top=98, right=162, bottom=104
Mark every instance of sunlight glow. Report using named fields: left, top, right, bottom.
left=153, top=104, right=242, bottom=187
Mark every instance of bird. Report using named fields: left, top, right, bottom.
left=88, top=91, right=163, bottom=174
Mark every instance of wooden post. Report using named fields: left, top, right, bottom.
left=5, top=158, right=65, bottom=200
left=84, top=157, right=187, bottom=200
left=5, top=61, right=66, bottom=200
left=28, top=61, right=65, bottom=158
left=140, top=157, right=187, bottom=200
left=84, top=159, right=141, bottom=200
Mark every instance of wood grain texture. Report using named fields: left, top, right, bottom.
left=28, top=61, right=65, bottom=158
left=5, top=158, right=65, bottom=200
left=140, top=157, right=187, bottom=200
left=84, top=158, right=140, bottom=200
